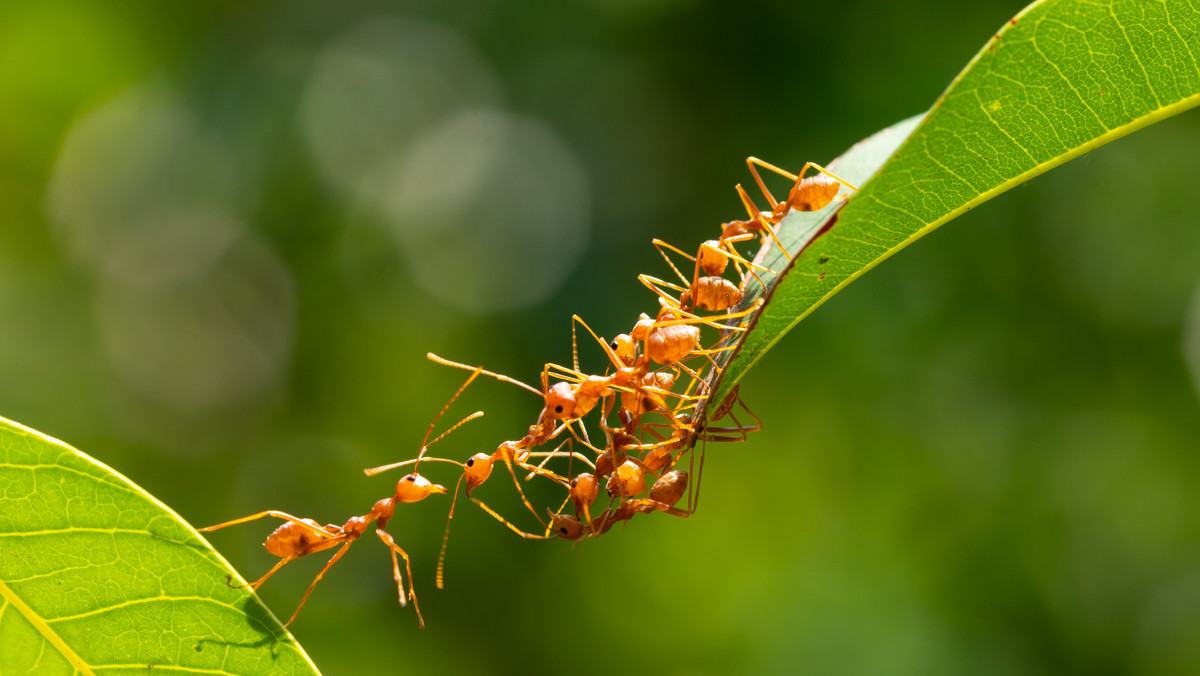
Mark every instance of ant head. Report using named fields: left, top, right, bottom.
left=395, top=473, right=447, bottom=503
left=610, top=334, right=636, bottom=365
left=547, top=511, right=585, bottom=540
left=698, top=240, right=729, bottom=276
left=543, top=381, right=577, bottom=420
left=569, top=472, right=599, bottom=510
left=463, top=452, right=494, bottom=494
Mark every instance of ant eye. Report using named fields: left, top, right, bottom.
left=609, top=340, right=618, bottom=349
left=555, top=405, right=564, bottom=413
left=404, top=475, right=416, bottom=482
left=466, top=458, right=475, bottom=467
left=559, top=527, right=569, bottom=535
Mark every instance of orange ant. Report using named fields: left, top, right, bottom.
left=426, top=314, right=710, bottom=446
left=198, top=369, right=494, bottom=627
left=369, top=432, right=592, bottom=589
left=607, top=298, right=762, bottom=372
left=198, top=472, right=447, bottom=627
left=577, top=382, right=764, bottom=539
left=729, top=156, right=858, bottom=261
left=639, top=159, right=855, bottom=314
left=362, top=363, right=594, bottom=587
left=640, top=235, right=774, bottom=314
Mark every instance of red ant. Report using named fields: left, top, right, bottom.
left=198, top=472, right=446, bottom=627
left=198, top=371, right=491, bottom=627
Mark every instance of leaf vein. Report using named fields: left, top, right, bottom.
left=45, top=595, right=247, bottom=624
left=0, top=578, right=95, bottom=676
left=1029, top=29, right=1112, bottom=131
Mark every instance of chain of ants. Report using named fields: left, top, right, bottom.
left=200, top=158, right=857, bottom=628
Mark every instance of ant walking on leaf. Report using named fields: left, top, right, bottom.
left=731, top=156, right=858, bottom=261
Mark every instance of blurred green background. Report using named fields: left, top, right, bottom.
left=3, top=0, right=1199, bottom=674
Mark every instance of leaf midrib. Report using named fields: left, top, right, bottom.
left=0, top=578, right=94, bottom=676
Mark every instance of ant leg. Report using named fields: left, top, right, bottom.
left=376, top=529, right=424, bottom=628
left=549, top=497, right=575, bottom=539
left=745, top=156, right=792, bottom=210
left=436, top=475, right=467, bottom=590
left=639, top=274, right=689, bottom=306
left=571, top=314, right=623, bottom=371
left=736, top=184, right=792, bottom=261
left=700, top=392, right=764, bottom=441
left=654, top=298, right=764, bottom=332
left=652, top=238, right=698, bottom=287
left=469, top=496, right=552, bottom=539
left=425, top=412, right=484, bottom=448
left=524, top=436, right=586, bottom=481
left=199, top=510, right=328, bottom=534
left=751, top=157, right=859, bottom=203
left=784, top=162, right=859, bottom=213
left=364, top=456, right=463, bottom=478
left=284, top=538, right=355, bottom=626
left=501, top=457, right=551, bottom=527
left=714, top=238, right=773, bottom=292
left=571, top=313, right=581, bottom=373
left=427, top=352, right=543, bottom=397
left=544, top=361, right=586, bottom=384
left=242, top=555, right=298, bottom=592
left=653, top=294, right=754, bottom=333
left=419, top=366, right=482, bottom=449
left=793, top=161, right=859, bottom=192
left=677, top=438, right=705, bottom=517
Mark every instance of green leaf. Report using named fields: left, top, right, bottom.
left=703, top=0, right=1200, bottom=412
left=0, top=416, right=318, bottom=676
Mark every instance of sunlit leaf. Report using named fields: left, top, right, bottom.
left=703, top=0, right=1200, bottom=412
left=0, top=416, right=318, bottom=675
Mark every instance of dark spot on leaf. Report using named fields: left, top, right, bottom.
left=818, top=272, right=826, bottom=281
left=814, top=212, right=840, bottom=239
left=1010, top=17, right=1017, bottom=24
left=818, top=257, right=829, bottom=265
